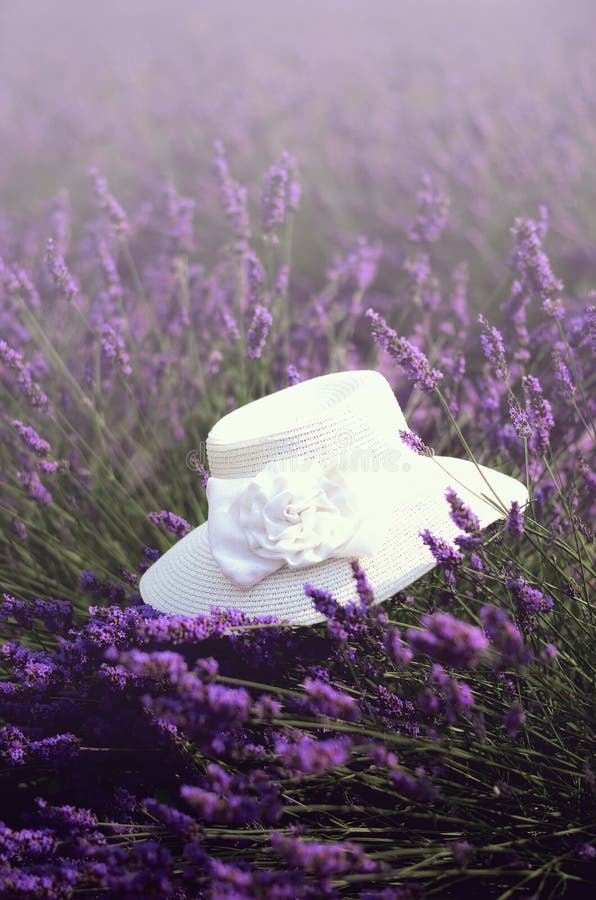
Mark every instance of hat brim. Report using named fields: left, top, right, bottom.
left=139, top=456, right=528, bottom=626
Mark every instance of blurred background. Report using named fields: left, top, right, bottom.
left=1, top=0, right=595, bottom=289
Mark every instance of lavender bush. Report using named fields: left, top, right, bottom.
left=1, top=2, right=595, bottom=897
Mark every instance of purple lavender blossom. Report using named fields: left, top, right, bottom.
left=404, top=252, right=431, bottom=290
left=275, top=263, right=290, bottom=296
left=12, top=518, right=28, bottom=541
left=368, top=744, right=399, bottom=770
left=540, top=643, right=558, bottom=664
left=270, top=831, right=378, bottom=875
left=243, top=249, right=265, bottom=306
left=38, top=458, right=68, bottom=475
left=384, top=627, right=414, bottom=668
left=408, top=174, right=449, bottom=243
left=480, top=605, right=531, bottom=669
left=552, top=347, right=575, bottom=399
left=0, top=340, right=49, bottom=411
left=428, top=664, right=475, bottom=724
left=304, top=583, right=341, bottom=624
left=478, top=314, right=509, bottom=381
left=12, top=266, right=41, bottom=308
left=407, top=612, right=488, bottom=669
left=511, top=215, right=563, bottom=318
left=90, top=167, right=130, bottom=237
left=303, top=677, right=360, bottom=721
left=0, top=725, right=79, bottom=766
left=445, top=488, right=480, bottom=533
left=509, top=398, right=533, bottom=441
left=208, top=349, right=222, bottom=374
left=105, top=647, right=189, bottom=686
left=208, top=858, right=304, bottom=897
left=0, top=821, right=56, bottom=860
left=450, top=262, right=470, bottom=327
left=503, top=701, right=525, bottom=738
left=18, top=470, right=52, bottom=504
left=221, top=306, right=240, bottom=341
left=274, top=734, right=350, bottom=774
left=585, top=304, right=596, bottom=354
left=246, top=304, right=272, bottom=359
left=141, top=799, right=200, bottom=837
left=261, top=162, right=287, bottom=232
left=451, top=840, right=475, bottom=868
left=350, top=559, right=375, bottom=607
left=1, top=594, right=72, bottom=632
left=100, top=322, right=132, bottom=377
left=181, top=765, right=281, bottom=825
left=260, top=151, right=299, bottom=232
left=366, top=308, right=443, bottom=391
left=577, top=843, right=596, bottom=861
left=213, top=140, right=251, bottom=248
left=148, top=510, right=191, bottom=538
left=505, top=500, right=525, bottom=535
left=35, top=798, right=98, bottom=834
left=79, top=571, right=127, bottom=604
left=373, top=685, right=418, bottom=734
left=330, top=237, right=382, bottom=300
left=507, top=574, right=554, bottom=634
left=361, top=888, right=422, bottom=900
left=399, top=429, right=434, bottom=456
left=390, top=766, right=438, bottom=802
left=287, top=363, right=301, bottom=385
left=162, top=181, right=194, bottom=254
left=95, top=236, right=124, bottom=306
left=45, top=238, right=78, bottom=302
left=304, top=577, right=386, bottom=644
left=11, top=419, right=50, bottom=456
left=130, top=606, right=279, bottom=646
left=522, top=374, right=554, bottom=454
left=420, top=530, right=464, bottom=587
left=285, top=152, right=301, bottom=211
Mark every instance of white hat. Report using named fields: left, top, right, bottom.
left=140, top=370, right=528, bottom=625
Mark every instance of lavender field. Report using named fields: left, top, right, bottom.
left=1, top=1, right=595, bottom=897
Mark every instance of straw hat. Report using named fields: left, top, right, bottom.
left=139, top=370, right=528, bottom=625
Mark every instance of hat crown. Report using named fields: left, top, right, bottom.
left=206, top=370, right=407, bottom=478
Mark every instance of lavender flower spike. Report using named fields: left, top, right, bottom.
left=478, top=314, right=509, bottom=381
left=407, top=612, right=488, bottom=669
left=522, top=374, right=554, bottom=454
left=505, top=500, right=525, bottom=535
left=445, top=488, right=480, bottom=533
left=246, top=305, right=272, bottom=359
left=148, top=510, right=191, bottom=538
left=511, top=215, right=563, bottom=318
left=90, top=167, right=130, bottom=237
left=408, top=174, right=450, bottom=243
left=100, top=323, right=132, bottom=377
left=366, top=308, right=443, bottom=391
left=260, top=152, right=292, bottom=232
left=45, top=238, right=78, bottom=302
left=0, top=340, right=50, bottom=411
left=11, top=420, right=50, bottom=457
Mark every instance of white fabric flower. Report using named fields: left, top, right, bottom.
left=206, top=457, right=397, bottom=588
left=236, top=460, right=360, bottom=567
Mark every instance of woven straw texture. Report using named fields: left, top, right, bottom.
left=206, top=370, right=408, bottom=478
left=140, top=446, right=528, bottom=625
